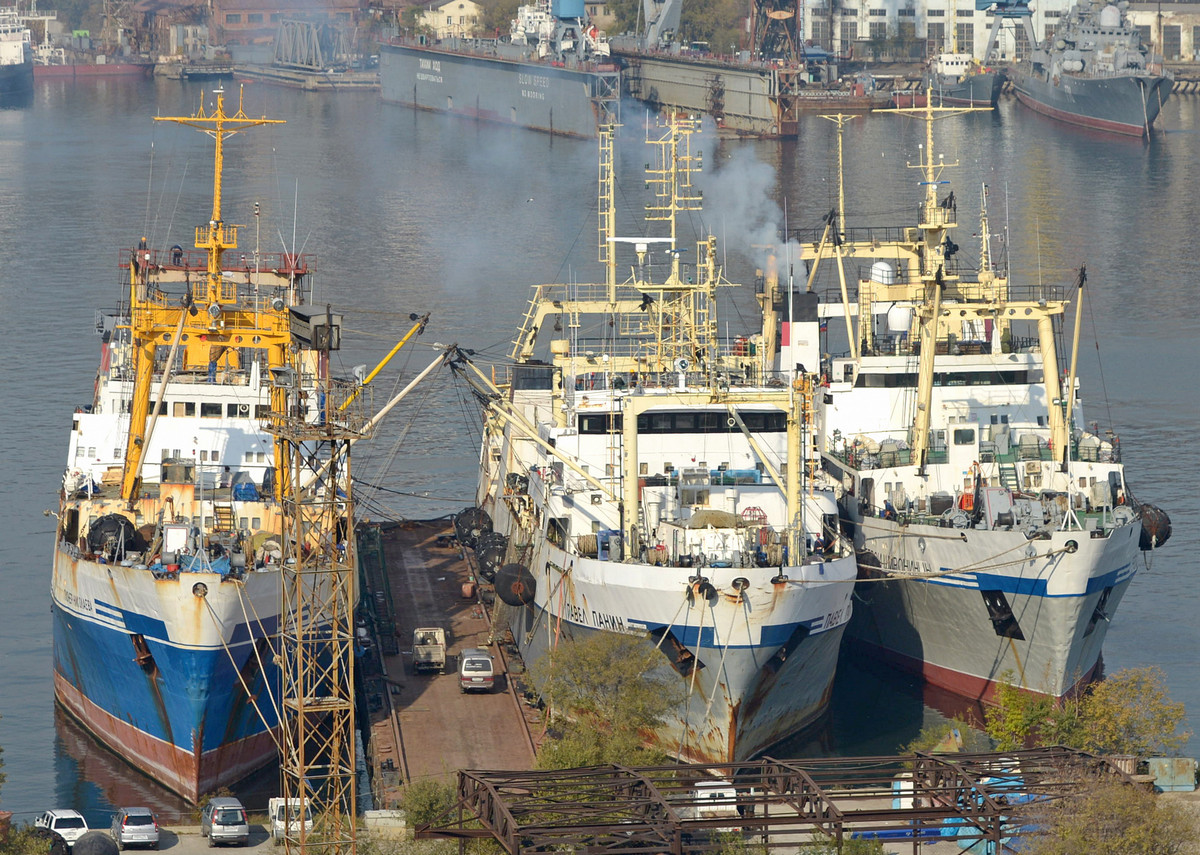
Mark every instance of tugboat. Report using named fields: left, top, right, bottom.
left=794, top=99, right=1171, bottom=702
left=450, top=116, right=858, bottom=762
left=1008, top=0, right=1173, bottom=137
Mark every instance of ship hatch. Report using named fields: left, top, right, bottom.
left=1084, top=587, right=1112, bottom=637
left=649, top=628, right=705, bottom=678
left=980, top=590, right=1024, bottom=640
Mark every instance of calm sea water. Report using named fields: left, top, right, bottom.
left=1, top=78, right=1195, bottom=825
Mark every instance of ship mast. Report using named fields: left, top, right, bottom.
left=121, top=88, right=286, bottom=503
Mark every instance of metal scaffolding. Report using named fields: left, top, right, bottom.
left=267, top=310, right=373, bottom=855
left=416, top=748, right=1135, bottom=854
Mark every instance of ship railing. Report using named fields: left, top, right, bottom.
left=121, top=246, right=312, bottom=277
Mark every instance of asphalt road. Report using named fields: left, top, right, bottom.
left=139, top=827, right=275, bottom=854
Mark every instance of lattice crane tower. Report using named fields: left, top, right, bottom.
left=267, top=308, right=373, bottom=855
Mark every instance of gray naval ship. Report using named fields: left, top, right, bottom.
left=1007, top=0, right=1172, bottom=137
left=379, top=0, right=619, bottom=138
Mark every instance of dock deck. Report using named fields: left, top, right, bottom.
left=362, top=520, right=540, bottom=806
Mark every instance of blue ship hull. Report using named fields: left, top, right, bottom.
left=52, top=548, right=281, bottom=802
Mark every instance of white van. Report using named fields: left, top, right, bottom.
left=458, top=648, right=496, bottom=693
left=268, top=798, right=314, bottom=845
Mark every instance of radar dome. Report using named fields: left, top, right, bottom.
left=870, top=261, right=895, bottom=285
left=1099, top=4, right=1121, bottom=27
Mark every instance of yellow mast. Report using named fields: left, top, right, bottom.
left=120, top=89, right=286, bottom=502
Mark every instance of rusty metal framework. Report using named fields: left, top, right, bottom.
left=416, top=748, right=1133, bottom=853
left=268, top=329, right=373, bottom=855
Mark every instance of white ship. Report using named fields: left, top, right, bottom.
left=797, top=102, right=1170, bottom=702
left=51, top=91, right=390, bottom=800
left=449, top=117, right=857, bottom=763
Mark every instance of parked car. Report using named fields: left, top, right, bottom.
left=111, top=807, right=159, bottom=850
left=199, top=797, right=249, bottom=847
left=458, top=647, right=495, bottom=693
left=34, top=806, right=88, bottom=850
left=34, top=811, right=89, bottom=848
left=268, top=797, right=313, bottom=845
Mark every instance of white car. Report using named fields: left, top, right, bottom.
left=35, top=810, right=89, bottom=848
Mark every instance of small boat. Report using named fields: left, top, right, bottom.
left=450, top=116, right=858, bottom=763
left=795, top=99, right=1170, bottom=702
left=1008, top=0, right=1173, bottom=136
left=892, top=53, right=1003, bottom=108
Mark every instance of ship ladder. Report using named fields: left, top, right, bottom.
left=212, top=502, right=237, bottom=533
left=510, top=285, right=547, bottom=360
left=998, top=462, right=1020, bottom=490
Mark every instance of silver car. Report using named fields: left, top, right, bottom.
left=111, top=808, right=159, bottom=850
left=200, top=797, right=249, bottom=847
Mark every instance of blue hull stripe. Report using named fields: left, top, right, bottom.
left=916, top=563, right=1134, bottom=596
left=625, top=618, right=819, bottom=649
left=52, top=601, right=279, bottom=752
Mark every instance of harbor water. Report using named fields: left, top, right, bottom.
left=1, top=78, right=1196, bottom=824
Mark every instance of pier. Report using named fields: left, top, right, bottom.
left=358, top=521, right=540, bottom=807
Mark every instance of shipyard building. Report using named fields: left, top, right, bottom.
left=793, top=0, right=1198, bottom=66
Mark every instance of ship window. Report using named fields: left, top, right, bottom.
left=252, top=517, right=261, bottom=528
left=257, top=452, right=266, bottom=462
left=201, top=403, right=222, bottom=418
left=225, top=13, right=241, bottom=23
left=255, top=404, right=271, bottom=419
left=244, top=452, right=253, bottom=462
left=247, top=12, right=262, bottom=22
left=211, top=450, right=220, bottom=463
left=547, top=517, right=569, bottom=547
left=174, top=402, right=195, bottom=417
left=953, top=429, right=975, bottom=445
left=88, top=447, right=96, bottom=457
left=240, top=517, right=249, bottom=530
left=200, top=450, right=208, bottom=462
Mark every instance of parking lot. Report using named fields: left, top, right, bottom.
left=129, top=826, right=274, bottom=854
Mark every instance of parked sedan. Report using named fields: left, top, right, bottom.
left=111, top=808, right=159, bottom=850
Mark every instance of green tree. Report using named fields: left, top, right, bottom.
left=1022, top=774, right=1198, bottom=855
left=399, top=777, right=458, bottom=827
left=677, top=0, right=743, bottom=55
left=0, top=827, right=58, bottom=855
left=800, top=834, right=885, bottom=855
left=605, top=0, right=641, bottom=35
left=1077, top=667, right=1189, bottom=756
left=480, top=0, right=522, bottom=37
left=985, top=667, right=1189, bottom=756
left=532, top=632, right=683, bottom=769
left=899, top=718, right=991, bottom=755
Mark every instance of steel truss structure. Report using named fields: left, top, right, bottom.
left=268, top=322, right=373, bottom=855
left=417, top=748, right=1134, bottom=853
